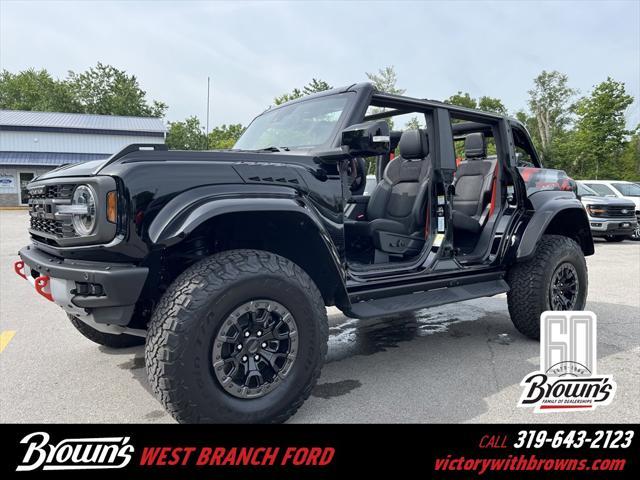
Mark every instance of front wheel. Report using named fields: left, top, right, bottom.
left=145, top=249, right=328, bottom=423
left=506, top=235, right=588, bottom=340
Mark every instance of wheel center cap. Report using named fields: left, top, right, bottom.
left=246, top=338, right=260, bottom=354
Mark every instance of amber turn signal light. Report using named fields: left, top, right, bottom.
left=106, top=191, right=117, bottom=223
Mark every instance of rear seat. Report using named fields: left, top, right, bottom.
left=452, top=133, right=497, bottom=234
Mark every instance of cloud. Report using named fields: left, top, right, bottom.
left=1, top=0, right=638, bottom=127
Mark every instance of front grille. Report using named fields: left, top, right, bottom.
left=605, top=205, right=636, bottom=218
left=28, top=184, right=75, bottom=200
left=28, top=183, right=77, bottom=239
left=29, top=216, right=75, bottom=238
left=587, top=204, right=636, bottom=219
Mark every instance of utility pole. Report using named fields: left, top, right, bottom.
left=206, top=76, right=211, bottom=136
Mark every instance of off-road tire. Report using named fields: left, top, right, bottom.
left=604, top=235, right=627, bottom=242
left=145, top=249, right=328, bottom=423
left=68, top=314, right=145, bottom=348
left=506, top=235, right=588, bottom=340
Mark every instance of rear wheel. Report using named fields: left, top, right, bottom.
left=145, top=249, right=328, bottom=423
left=506, top=235, right=588, bottom=340
left=604, top=235, right=627, bottom=242
left=68, top=315, right=144, bottom=348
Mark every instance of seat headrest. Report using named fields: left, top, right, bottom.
left=390, top=131, right=403, bottom=152
left=399, top=129, right=429, bottom=160
left=465, top=132, right=486, bottom=159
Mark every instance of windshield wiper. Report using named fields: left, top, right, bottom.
left=254, top=146, right=290, bottom=152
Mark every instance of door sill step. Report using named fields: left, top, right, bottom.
left=345, top=279, right=509, bottom=319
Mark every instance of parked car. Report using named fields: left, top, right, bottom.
left=576, top=182, right=637, bottom=242
left=580, top=180, right=640, bottom=240
left=15, top=83, right=594, bottom=423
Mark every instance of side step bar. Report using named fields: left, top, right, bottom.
left=345, top=279, right=509, bottom=319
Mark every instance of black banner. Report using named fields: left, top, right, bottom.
left=1, top=424, right=638, bottom=478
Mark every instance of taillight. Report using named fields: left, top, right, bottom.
left=106, top=191, right=117, bottom=223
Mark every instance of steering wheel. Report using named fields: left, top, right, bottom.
left=347, top=158, right=367, bottom=195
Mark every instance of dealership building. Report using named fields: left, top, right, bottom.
left=0, top=110, right=166, bottom=206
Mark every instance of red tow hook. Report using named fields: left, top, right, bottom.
left=14, top=260, right=26, bottom=279
left=35, top=275, right=53, bottom=302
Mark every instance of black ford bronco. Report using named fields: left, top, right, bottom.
left=16, top=83, right=594, bottom=423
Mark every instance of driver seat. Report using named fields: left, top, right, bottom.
left=365, top=129, right=432, bottom=259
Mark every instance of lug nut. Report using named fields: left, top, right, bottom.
left=244, top=331, right=250, bottom=338
left=236, top=344, right=242, bottom=350
left=261, top=342, right=267, bottom=348
left=257, top=330, right=263, bottom=337
left=242, top=355, right=248, bottom=362
left=254, top=355, right=260, bottom=361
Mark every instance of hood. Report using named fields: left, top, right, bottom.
left=580, top=195, right=636, bottom=208
left=622, top=196, right=640, bottom=210
left=33, top=159, right=107, bottom=181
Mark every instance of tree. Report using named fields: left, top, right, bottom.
left=208, top=123, right=245, bottom=149
left=274, top=78, right=332, bottom=105
left=303, top=78, right=332, bottom=96
left=68, top=63, right=167, bottom=117
left=404, top=116, right=422, bottom=130
left=165, top=116, right=207, bottom=150
left=0, top=68, right=78, bottom=112
left=444, top=91, right=507, bottom=115
left=0, top=64, right=166, bottom=117
left=619, top=128, right=640, bottom=180
left=366, top=66, right=405, bottom=95
left=527, top=70, right=576, bottom=162
left=478, top=96, right=507, bottom=115
left=573, top=78, right=634, bottom=179
left=445, top=91, right=476, bottom=109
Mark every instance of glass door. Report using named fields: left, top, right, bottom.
left=18, top=172, right=35, bottom=205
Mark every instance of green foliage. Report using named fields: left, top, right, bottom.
left=572, top=78, right=634, bottom=179
left=445, top=91, right=507, bottom=115
left=527, top=70, right=576, bottom=162
left=366, top=66, right=406, bottom=95
left=68, top=63, right=167, bottom=117
left=166, top=116, right=207, bottom=150
left=0, top=69, right=78, bottom=112
left=445, top=91, right=476, bottom=109
left=208, top=123, right=245, bottom=149
left=478, top=96, right=507, bottom=115
left=166, top=118, right=245, bottom=150
left=404, top=116, right=422, bottom=130
left=619, top=129, right=640, bottom=181
left=0, top=63, right=166, bottom=117
left=274, top=78, right=332, bottom=105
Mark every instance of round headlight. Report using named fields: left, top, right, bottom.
left=71, top=185, right=97, bottom=236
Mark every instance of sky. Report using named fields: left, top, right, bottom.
left=1, top=0, right=639, bottom=129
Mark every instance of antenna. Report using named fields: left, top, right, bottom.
left=206, top=76, right=211, bottom=136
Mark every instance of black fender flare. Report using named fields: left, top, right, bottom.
left=516, top=192, right=594, bottom=261
left=147, top=184, right=348, bottom=306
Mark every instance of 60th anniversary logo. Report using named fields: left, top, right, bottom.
left=15, top=431, right=335, bottom=472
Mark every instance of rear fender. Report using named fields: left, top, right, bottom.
left=516, top=191, right=594, bottom=261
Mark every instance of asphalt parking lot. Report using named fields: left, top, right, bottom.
left=1, top=209, right=638, bottom=423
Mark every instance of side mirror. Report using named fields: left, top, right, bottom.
left=341, top=120, right=390, bottom=157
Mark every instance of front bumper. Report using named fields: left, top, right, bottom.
left=587, top=217, right=637, bottom=236
left=16, top=245, right=148, bottom=326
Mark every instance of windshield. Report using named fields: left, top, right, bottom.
left=584, top=183, right=616, bottom=196
left=577, top=182, right=598, bottom=196
left=234, top=93, right=351, bottom=151
left=612, top=182, right=640, bottom=197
